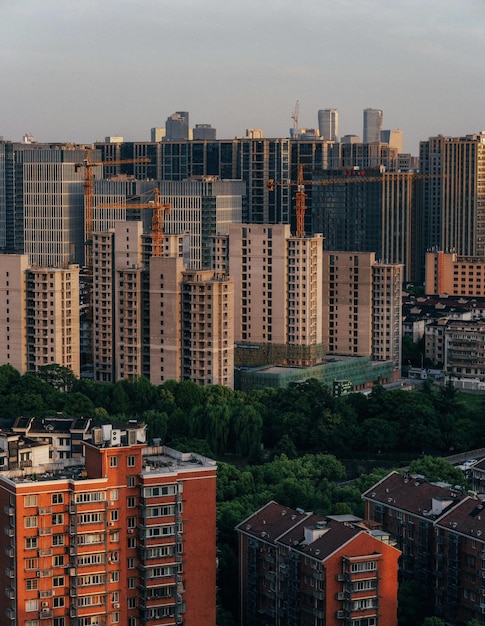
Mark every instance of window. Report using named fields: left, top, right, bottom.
left=25, top=516, right=38, bottom=529
left=112, top=613, right=120, bottom=624
left=143, top=485, right=177, bottom=497
left=128, top=557, right=135, bottom=569
left=111, top=509, right=119, bottom=522
left=127, top=497, right=136, bottom=508
left=128, top=577, right=136, bottom=589
left=110, top=489, right=119, bottom=501
left=53, top=597, right=65, bottom=608
left=25, top=537, right=38, bottom=549
left=25, top=558, right=38, bottom=570
left=110, top=456, right=118, bottom=467
left=128, top=476, right=136, bottom=488
left=52, top=534, right=65, bottom=546
left=53, top=554, right=65, bottom=567
left=53, top=619, right=65, bottom=626
left=128, top=597, right=136, bottom=609
left=52, top=513, right=64, bottom=525
left=75, top=492, right=106, bottom=505
left=52, top=493, right=64, bottom=504
left=110, top=571, right=120, bottom=583
left=53, top=576, right=65, bottom=587
left=350, top=561, right=377, bottom=573
left=77, top=512, right=103, bottom=524
left=127, top=455, right=136, bottom=467
left=26, top=578, right=38, bottom=591
left=26, top=620, right=39, bottom=626
left=127, top=516, right=136, bottom=528
left=24, top=495, right=37, bottom=507
left=26, top=599, right=39, bottom=612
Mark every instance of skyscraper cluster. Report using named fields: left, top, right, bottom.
left=0, top=109, right=484, bottom=390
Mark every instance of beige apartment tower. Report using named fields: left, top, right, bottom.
left=93, top=225, right=235, bottom=386
left=322, top=251, right=403, bottom=368
left=0, top=254, right=80, bottom=375
left=149, top=243, right=234, bottom=387
left=228, top=224, right=325, bottom=366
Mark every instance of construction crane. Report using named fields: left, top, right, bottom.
left=291, top=100, right=299, bottom=137
left=74, top=147, right=150, bottom=247
left=268, top=165, right=444, bottom=238
left=98, top=188, right=171, bottom=257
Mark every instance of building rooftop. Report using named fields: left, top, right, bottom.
left=362, top=471, right=465, bottom=519
left=435, top=497, right=485, bottom=539
left=237, top=500, right=394, bottom=561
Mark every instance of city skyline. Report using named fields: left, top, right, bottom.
left=1, top=0, right=484, bottom=154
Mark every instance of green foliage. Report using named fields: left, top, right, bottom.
left=398, top=580, right=428, bottom=626
left=61, top=392, right=95, bottom=418
left=35, top=364, right=77, bottom=392
left=408, top=455, right=466, bottom=487
left=421, top=618, right=445, bottom=626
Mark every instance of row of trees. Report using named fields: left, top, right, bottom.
left=0, top=364, right=482, bottom=457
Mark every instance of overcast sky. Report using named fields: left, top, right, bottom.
left=1, top=0, right=484, bottom=153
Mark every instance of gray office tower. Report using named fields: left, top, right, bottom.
left=165, top=111, right=190, bottom=140
left=363, top=108, right=383, bottom=143
left=0, top=142, right=90, bottom=267
left=193, top=124, right=216, bottom=140
left=317, top=109, right=338, bottom=141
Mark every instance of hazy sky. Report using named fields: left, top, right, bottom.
left=1, top=0, right=484, bottom=154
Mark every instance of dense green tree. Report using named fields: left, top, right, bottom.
left=61, top=392, right=95, bottom=418
left=408, top=456, right=466, bottom=487
left=143, top=410, right=169, bottom=442
left=173, top=380, right=204, bottom=411
left=0, top=364, right=21, bottom=395
left=232, top=404, right=262, bottom=457
left=272, top=434, right=297, bottom=459
left=35, top=364, right=77, bottom=392
left=360, top=418, right=399, bottom=453
left=110, top=382, right=130, bottom=416
left=398, top=580, right=428, bottom=626
left=122, top=376, right=158, bottom=415
left=421, top=618, right=445, bottom=626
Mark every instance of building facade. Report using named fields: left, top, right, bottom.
left=93, top=226, right=235, bottom=387
left=363, top=109, right=383, bottom=144
left=0, top=253, right=80, bottom=376
left=420, top=133, right=485, bottom=261
left=228, top=224, right=326, bottom=367
left=425, top=251, right=485, bottom=297
left=322, top=251, right=403, bottom=368
left=0, top=142, right=93, bottom=267
left=165, top=111, right=190, bottom=141
left=363, top=470, right=485, bottom=625
left=236, top=500, right=400, bottom=626
left=0, top=422, right=217, bottom=626
left=317, top=109, right=339, bottom=142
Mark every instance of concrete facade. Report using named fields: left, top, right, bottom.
left=0, top=253, right=80, bottom=375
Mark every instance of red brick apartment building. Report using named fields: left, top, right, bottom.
left=0, top=422, right=217, bottom=626
left=363, top=471, right=485, bottom=625
left=236, top=501, right=400, bottom=626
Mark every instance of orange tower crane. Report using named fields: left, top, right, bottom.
left=74, top=148, right=150, bottom=248
left=268, top=165, right=443, bottom=238
left=99, top=188, right=171, bottom=257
